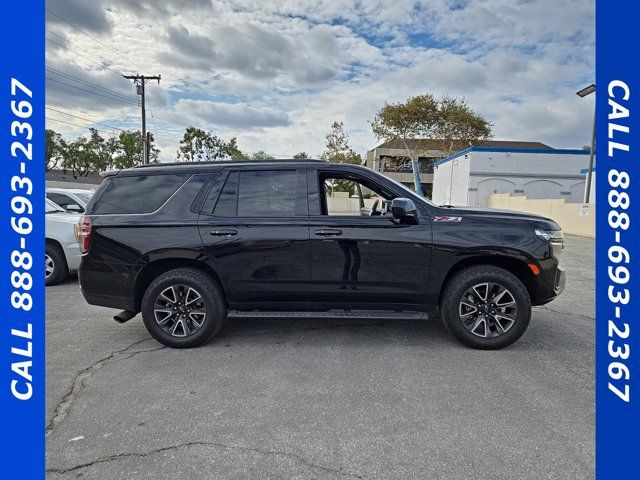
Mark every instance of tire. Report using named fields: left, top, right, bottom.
left=45, top=243, right=68, bottom=286
left=441, top=265, right=531, bottom=349
left=141, top=268, right=226, bottom=348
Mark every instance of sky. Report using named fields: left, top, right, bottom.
left=45, top=0, right=595, bottom=162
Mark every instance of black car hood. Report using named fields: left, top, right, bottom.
left=436, top=205, right=560, bottom=230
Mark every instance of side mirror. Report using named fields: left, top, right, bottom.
left=391, top=198, right=418, bottom=224
left=66, top=204, right=84, bottom=213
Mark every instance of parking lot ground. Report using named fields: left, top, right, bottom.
left=46, top=235, right=594, bottom=479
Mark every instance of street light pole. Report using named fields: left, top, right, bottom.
left=577, top=84, right=596, bottom=203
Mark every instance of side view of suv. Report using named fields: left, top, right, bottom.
left=77, top=160, right=565, bottom=349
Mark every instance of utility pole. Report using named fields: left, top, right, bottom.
left=123, top=74, right=161, bottom=164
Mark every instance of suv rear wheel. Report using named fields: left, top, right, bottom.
left=441, top=265, right=531, bottom=349
left=141, top=268, right=226, bottom=348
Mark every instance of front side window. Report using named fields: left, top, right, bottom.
left=214, top=170, right=298, bottom=217
left=320, top=174, right=391, bottom=217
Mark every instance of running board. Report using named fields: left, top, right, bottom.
left=227, top=310, right=427, bottom=320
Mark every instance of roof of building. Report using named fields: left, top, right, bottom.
left=372, top=139, right=553, bottom=152
left=434, top=146, right=590, bottom=167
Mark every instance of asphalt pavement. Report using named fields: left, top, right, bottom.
left=46, top=235, right=594, bottom=479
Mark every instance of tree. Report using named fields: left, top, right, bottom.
left=177, top=126, right=241, bottom=161
left=320, top=121, right=362, bottom=165
left=293, top=151, right=310, bottom=159
left=45, top=129, right=63, bottom=171
left=114, top=130, right=159, bottom=168
left=249, top=150, right=274, bottom=160
left=46, top=128, right=160, bottom=176
left=370, top=94, right=492, bottom=193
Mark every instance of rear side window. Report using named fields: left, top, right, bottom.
left=46, top=193, right=73, bottom=209
left=91, top=174, right=190, bottom=214
left=212, top=170, right=299, bottom=217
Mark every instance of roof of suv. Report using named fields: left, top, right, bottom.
left=104, top=159, right=338, bottom=177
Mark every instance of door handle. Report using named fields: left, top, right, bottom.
left=314, top=229, right=343, bottom=237
left=210, top=229, right=238, bottom=236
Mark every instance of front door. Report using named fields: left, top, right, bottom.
left=307, top=167, right=432, bottom=309
left=198, top=167, right=309, bottom=308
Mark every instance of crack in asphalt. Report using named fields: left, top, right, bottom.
left=46, top=338, right=166, bottom=436
left=46, top=440, right=365, bottom=478
left=537, top=306, right=594, bottom=321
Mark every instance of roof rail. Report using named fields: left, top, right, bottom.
left=133, top=158, right=328, bottom=168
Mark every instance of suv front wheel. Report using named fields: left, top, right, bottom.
left=141, top=268, right=226, bottom=348
left=441, top=265, right=531, bottom=349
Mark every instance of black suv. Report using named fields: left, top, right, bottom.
left=77, top=160, right=565, bottom=349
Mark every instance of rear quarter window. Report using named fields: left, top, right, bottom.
left=90, top=174, right=191, bottom=215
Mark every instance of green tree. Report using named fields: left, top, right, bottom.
left=293, top=151, right=310, bottom=159
left=177, top=126, right=241, bottom=161
left=370, top=94, right=492, bottom=193
left=320, top=121, right=362, bottom=165
left=249, top=150, right=274, bottom=160
left=45, top=129, right=63, bottom=171
left=114, top=130, right=159, bottom=168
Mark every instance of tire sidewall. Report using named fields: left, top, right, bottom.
left=142, top=269, right=225, bottom=348
left=443, top=267, right=531, bottom=349
left=45, top=244, right=67, bottom=286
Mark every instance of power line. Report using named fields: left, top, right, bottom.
left=46, top=37, right=111, bottom=68
left=45, top=117, right=118, bottom=136
left=147, top=95, right=158, bottom=138
left=46, top=67, right=136, bottom=103
left=45, top=106, right=121, bottom=131
left=45, top=30, right=109, bottom=63
left=46, top=76, right=138, bottom=106
left=46, top=8, right=145, bottom=72
left=111, top=105, right=140, bottom=129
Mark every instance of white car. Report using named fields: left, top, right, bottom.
left=46, top=188, right=94, bottom=213
left=45, top=198, right=82, bottom=286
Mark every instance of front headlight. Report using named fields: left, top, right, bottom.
left=535, top=229, right=564, bottom=257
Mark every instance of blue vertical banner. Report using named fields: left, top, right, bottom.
left=0, top=1, right=45, bottom=478
left=596, top=0, right=640, bottom=477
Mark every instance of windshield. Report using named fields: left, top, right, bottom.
left=384, top=175, right=437, bottom=207
left=46, top=198, right=66, bottom=213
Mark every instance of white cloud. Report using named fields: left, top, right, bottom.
left=45, top=0, right=594, bottom=161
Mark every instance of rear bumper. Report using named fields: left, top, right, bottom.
left=81, top=290, right=136, bottom=311
left=79, top=257, right=137, bottom=311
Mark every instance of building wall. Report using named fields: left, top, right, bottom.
left=434, top=149, right=591, bottom=207
left=488, top=193, right=595, bottom=238
left=431, top=156, right=469, bottom=205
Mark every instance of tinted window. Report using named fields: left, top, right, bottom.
left=92, top=174, right=191, bottom=214
left=237, top=170, right=297, bottom=217
left=213, top=171, right=238, bottom=216
left=47, top=193, right=73, bottom=209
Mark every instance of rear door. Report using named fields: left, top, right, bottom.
left=307, top=166, right=432, bottom=308
left=198, top=166, right=310, bottom=308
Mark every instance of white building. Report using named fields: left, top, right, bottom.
left=432, top=147, right=591, bottom=207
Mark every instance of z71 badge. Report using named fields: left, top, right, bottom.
left=434, top=216, right=462, bottom=223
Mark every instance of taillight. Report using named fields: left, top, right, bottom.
left=74, top=215, right=91, bottom=254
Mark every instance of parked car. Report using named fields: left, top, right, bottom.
left=46, top=188, right=94, bottom=213
left=46, top=198, right=82, bottom=286
left=77, top=160, right=565, bottom=349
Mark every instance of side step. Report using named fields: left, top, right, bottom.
left=227, top=310, right=427, bottom=320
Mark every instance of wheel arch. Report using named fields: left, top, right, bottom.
left=133, top=257, right=227, bottom=311
left=438, top=254, right=540, bottom=306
